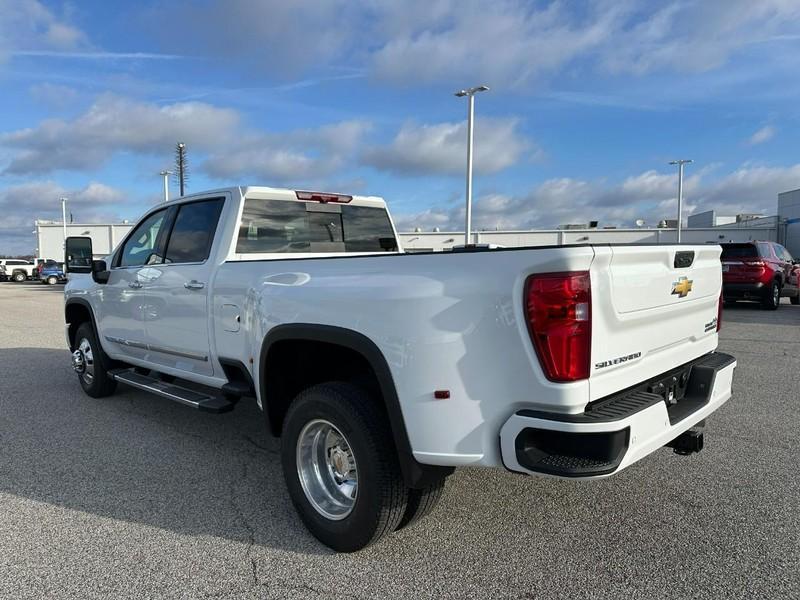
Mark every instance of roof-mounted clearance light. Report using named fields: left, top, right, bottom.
left=295, top=190, right=353, bottom=203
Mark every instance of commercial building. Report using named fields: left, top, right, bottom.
left=778, top=188, right=800, bottom=257
left=35, top=220, right=133, bottom=261
left=33, top=190, right=798, bottom=257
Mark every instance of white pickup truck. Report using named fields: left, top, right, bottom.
left=0, top=259, right=36, bottom=282
left=63, top=186, right=736, bottom=552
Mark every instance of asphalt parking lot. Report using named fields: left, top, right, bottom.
left=0, top=281, right=798, bottom=599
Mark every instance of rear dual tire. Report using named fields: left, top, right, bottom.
left=281, top=382, right=445, bottom=552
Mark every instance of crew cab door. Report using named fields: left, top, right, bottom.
left=99, top=207, right=172, bottom=362
left=143, top=197, right=225, bottom=377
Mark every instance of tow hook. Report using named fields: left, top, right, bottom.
left=666, top=428, right=704, bottom=455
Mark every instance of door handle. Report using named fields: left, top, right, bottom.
left=129, top=281, right=142, bottom=289
left=184, top=280, right=205, bottom=290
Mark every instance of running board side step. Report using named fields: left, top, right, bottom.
left=111, top=369, right=235, bottom=413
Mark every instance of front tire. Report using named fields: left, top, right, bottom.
left=281, top=382, right=408, bottom=552
left=12, top=272, right=25, bottom=282
left=762, top=280, right=780, bottom=310
left=46, top=275, right=58, bottom=285
left=73, top=323, right=117, bottom=398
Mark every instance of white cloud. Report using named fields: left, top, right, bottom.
left=0, top=0, right=87, bottom=61
left=0, top=181, right=127, bottom=255
left=157, top=0, right=358, bottom=76
left=393, top=162, right=799, bottom=231
left=202, top=120, right=372, bottom=183
left=363, top=118, right=533, bottom=176
left=143, top=0, right=800, bottom=88
left=0, top=93, right=373, bottom=184
left=0, top=94, right=240, bottom=175
left=602, top=0, right=800, bottom=75
left=747, top=125, right=776, bottom=145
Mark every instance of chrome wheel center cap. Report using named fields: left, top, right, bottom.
left=330, top=448, right=349, bottom=480
left=71, top=349, right=86, bottom=373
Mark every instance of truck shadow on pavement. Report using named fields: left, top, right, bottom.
left=0, top=347, right=330, bottom=556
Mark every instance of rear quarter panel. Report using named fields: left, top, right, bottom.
left=212, top=247, right=596, bottom=466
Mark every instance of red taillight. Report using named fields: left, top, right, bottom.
left=717, top=292, right=723, bottom=332
left=524, top=271, right=591, bottom=382
left=295, top=190, right=353, bottom=203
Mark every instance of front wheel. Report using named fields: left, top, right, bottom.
left=12, top=272, right=25, bottom=282
left=46, top=275, right=58, bottom=285
left=72, top=323, right=117, bottom=398
left=281, top=382, right=408, bottom=552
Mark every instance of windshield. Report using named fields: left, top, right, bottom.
left=236, top=199, right=398, bottom=254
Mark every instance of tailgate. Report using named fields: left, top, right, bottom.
left=589, top=245, right=722, bottom=400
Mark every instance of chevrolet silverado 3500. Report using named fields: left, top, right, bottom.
left=63, top=186, right=736, bottom=551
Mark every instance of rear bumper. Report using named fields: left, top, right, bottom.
left=500, top=352, right=736, bottom=478
left=723, top=282, right=766, bottom=299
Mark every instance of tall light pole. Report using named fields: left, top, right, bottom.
left=159, top=170, right=173, bottom=203
left=455, top=85, right=490, bottom=246
left=60, top=197, right=68, bottom=245
left=669, top=159, right=692, bottom=242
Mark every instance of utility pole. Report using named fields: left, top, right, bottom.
left=454, top=85, right=490, bottom=246
left=175, top=142, right=187, bottom=197
left=669, top=159, right=692, bottom=242
left=160, top=170, right=173, bottom=203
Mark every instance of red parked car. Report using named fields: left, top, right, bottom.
left=721, top=241, right=800, bottom=309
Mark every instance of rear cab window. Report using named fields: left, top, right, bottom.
left=235, top=196, right=398, bottom=256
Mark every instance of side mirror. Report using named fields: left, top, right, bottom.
left=91, top=260, right=110, bottom=284
left=65, top=236, right=93, bottom=274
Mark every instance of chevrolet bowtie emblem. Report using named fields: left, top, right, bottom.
left=671, top=276, right=693, bottom=298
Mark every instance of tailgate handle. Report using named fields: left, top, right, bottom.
left=674, top=251, right=695, bottom=269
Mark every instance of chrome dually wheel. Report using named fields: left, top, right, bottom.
left=281, top=382, right=409, bottom=551
left=297, top=419, right=358, bottom=520
left=72, top=322, right=117, bottom=398
left=73, top=337, right=95, bottom=385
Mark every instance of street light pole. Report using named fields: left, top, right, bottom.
left=455, top=85, right=490, bottom=246
left=669, top=159, right=692, bottom=242
left=159, top=170, right=173, bottom=203
left=60, top=197, right=68, bottom=244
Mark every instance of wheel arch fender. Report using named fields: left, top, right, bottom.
left=259, top=323, right=453, bottom=488
left=65, top=298, right=99, bottom=351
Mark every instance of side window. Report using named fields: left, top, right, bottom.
left=164, top=198, right=225, bottom=264
left=756, top=242, right=772, bottom=258
left=775, top=244, right=793, bottom=262
left=118, top=209, right=169, bottom=268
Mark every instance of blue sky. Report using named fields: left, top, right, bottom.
left=1, top=0, right=800, bottom=254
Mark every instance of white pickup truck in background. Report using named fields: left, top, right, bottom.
left=0, top=259, right=36, bottom=282
left=63, top=186, right=736, bottom=552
